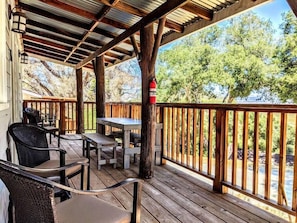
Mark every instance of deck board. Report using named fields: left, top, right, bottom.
left=54, top=135, right=288, bottom=223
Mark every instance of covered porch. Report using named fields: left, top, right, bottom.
left=23, top=99, right=297, bottom=222
left=59, top=135, right=287, bottom=222
left=2, top=0, right=297, bottom=222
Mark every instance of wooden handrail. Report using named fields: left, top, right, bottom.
left=23, top=99, right=297, bottom=217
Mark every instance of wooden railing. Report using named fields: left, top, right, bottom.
left=23, top=99, right=297, bottom=217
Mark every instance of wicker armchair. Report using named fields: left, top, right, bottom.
left=8, top=122, right=89, bottom=191
left=0, top=160, right=143, bottom=223
left=23, top=107, right=44, bottom=126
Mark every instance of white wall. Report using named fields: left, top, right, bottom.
left=0, top=0, right=23, bottom=222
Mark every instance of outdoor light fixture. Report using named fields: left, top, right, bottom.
left=8, top=5, right=27, bottom=34
left=19, top=51, right=28, bottom=64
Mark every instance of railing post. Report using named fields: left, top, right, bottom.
left=60, top=102, right=66, bottom=135
left=213, top=109, right=227, bottom=193
left=158, top=105, right=165, bottom=165
left=22, top=101, right=28, bottom=123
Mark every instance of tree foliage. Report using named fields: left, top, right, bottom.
left=272, top=11, right=297, bottom=103
left=22, top=58, right=141, bottom=102
left=157, top=12, right=277, bottom=103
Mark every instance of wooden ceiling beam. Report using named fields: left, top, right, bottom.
left=23, top=35, right=71, bottom=52
left=24, top=33, right=128, bottom=63
left=22, top=2, right=138, bottom=59
left=23, top=36, right=97, bottom=62
left=26, top=19, right=132, bottom=57
left=20, top=3, right=133, bottom=43
left=24, top=40, right=89, bottom=61
left=95, top=0, right=183, bottom=32
left=130, top=35, right=140, bottom=59
left=25, top=46, right=69, bottom=62
left=180, top=2, right=213, bottom=20
left=64, top=5, right=113, bottom=62
left=162, top=0, right=270, bottom=46
left=77, top=0, right=191, bottom=69
left=37, top=0, right=129, bottom=30
left=287, top=0, right=297, bottom=17
left=25, top=46, right=109, bottom=69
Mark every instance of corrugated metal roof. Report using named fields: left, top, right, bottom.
left=16, top=0, right=270, bottom=69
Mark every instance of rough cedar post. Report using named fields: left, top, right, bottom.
left=95, top=56, right=105, bottom=134
left=76, top=67, right=84, bottom=133
left=139, top=24, right=156, bottom=178
left=213, top=109, right=227, bottom=193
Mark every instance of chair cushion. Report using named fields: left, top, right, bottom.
left=56, top=195, right=131, bottom=223
left=33, top=158, right=88, bottom=178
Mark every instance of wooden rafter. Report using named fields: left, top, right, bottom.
left=95, top=0, right=183, bottom=33
left=130, top=35, right=140, bottom=59
left=150, top=17, right=166, bottom=74
left=95, top=0, right=213, bottom=21
left=287, top=0, right=297, bottom=17
left=64, top=5, right=113, bottom=62
left=162, top=0, right=270, bottom=46
left=36, top=0, right=129, bottom=29
left=23, top=34, right=117, bottom=65
left=20, top=2, right=132, bottom=44
left=77, top=0, right=191, bottom=69
left=24, top=22, right=131, bottom=59
left=180, top=2, right=213, bottom=20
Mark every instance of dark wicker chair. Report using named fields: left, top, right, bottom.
left=8, top=122, right=89, bottom=191
left=0, top=160, right=143, bottom=223
left=23, top=107, right=44, bottom=126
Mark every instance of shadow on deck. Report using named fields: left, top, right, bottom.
left=55, top=135, right=288, bottom=223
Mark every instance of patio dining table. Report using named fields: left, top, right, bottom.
left=96, top=117, right=141, bottom=169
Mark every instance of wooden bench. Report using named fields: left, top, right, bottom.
left=82, top=133, right=118, bottom=171
left=113, top=123, right=163, bottom=165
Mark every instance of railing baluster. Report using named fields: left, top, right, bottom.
left=23, top=100, right=297, bottom=216
left=199, top=109, right=204, bottom=171
left=208, top=109, right=213, bottom=175
left=265, top=112, right=273, bottom=200
left=253, top=111, right=259, bottom=195
left=232, top=111, right=239, bottom=186
left=278, top=112, right=287, bottom=205
left=242, top=111, right=249, bottom=190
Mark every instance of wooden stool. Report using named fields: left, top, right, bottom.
left=82, top=133, right=118, bottom=170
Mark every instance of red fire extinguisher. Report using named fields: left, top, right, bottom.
left=149, top=78, right=157, bottom=104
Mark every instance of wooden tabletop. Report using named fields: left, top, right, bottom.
left=96, top=117, right=141, bottom=130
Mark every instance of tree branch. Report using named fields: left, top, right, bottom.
left=40, top=60, right=61, bottom=78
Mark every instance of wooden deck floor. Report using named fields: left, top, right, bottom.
left=57, top=135, right=288, bottom=223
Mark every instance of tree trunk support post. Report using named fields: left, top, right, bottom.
left=94, top=56, right=105, bottom=134
left=214, top=109, right=227, bottom=193
left=76, top=68, right=84, bottom=134
left=60, top=102, right=66, bottom=135
left=139, top=18, right=166, bottom=179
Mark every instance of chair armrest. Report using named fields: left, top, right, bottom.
left=52, top=177, right=143, bottom=222
left=14, top=139, right=66, bottom=153
left=15, top=161, right=89, bottom=174
left=52, top=178, right=143, bottom=195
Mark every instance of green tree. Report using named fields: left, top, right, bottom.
left=273, top=11, right=297, bottom=103
left=209, top=12, right=277, bottom=103
left=157, top=12, right=277, bottom=103
left=157, top=26, right=220, bottom=103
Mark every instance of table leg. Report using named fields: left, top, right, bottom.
left=123, top=130, right=131, bottom=169
left=86, top=140, right=91, bottom=190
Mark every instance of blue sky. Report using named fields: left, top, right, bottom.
left=160, top=0, right=292, bottom=51
left=252, top=0, right=291, bottom=28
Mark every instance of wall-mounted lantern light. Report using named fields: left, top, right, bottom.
left=19, top=51, right=28, bottom=64
left=9, top=5, right=27, bottom=34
